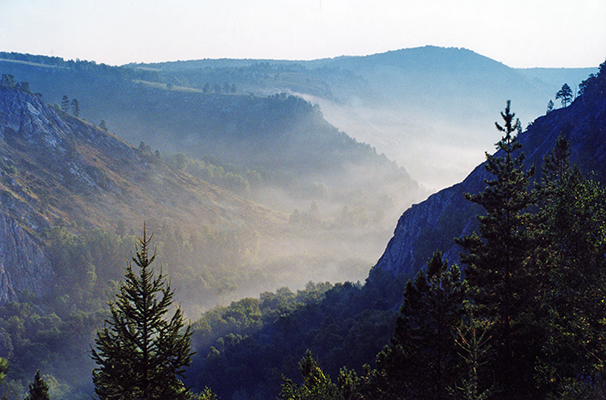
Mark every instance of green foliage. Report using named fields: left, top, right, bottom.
left=189, top=387, right=218, bottom=400
left=190, top=281, right=394, bottom=399
left=532, top=138, right=606, bottom=396
left=167, top=152, right=260, bottom=196
left=24, top=370, right=50, bottom=400
left=91, top=228, right=194, bottom=400
left=456, top=101, right=540, bottom=397
left=375, top=251, right=466, bottom=399
left=0, top=358, right=7, bottom=384
left=279, top=350, right=341, bottom=400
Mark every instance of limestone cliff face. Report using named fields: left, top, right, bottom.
left=372, top=67, right=606, bottom=280
left=0, top=212, right=53, bottom=303
left=372, top=164, right=486, bottom=279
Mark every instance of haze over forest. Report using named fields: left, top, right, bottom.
left=0, top=44, right=604, bottom=400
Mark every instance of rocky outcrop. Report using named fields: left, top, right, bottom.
left=372, top=65, right=606, bottom=280
left=0, top=212, right=53, bottom=303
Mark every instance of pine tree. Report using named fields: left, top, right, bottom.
left=24, top=370, right=50, bottom=400
left=376, top=251, right=466, bottom=399
left=555, top=83, right=573, bottom=107
left=456, top=101, right=539, bottom=397
left=60, top=95, right=70, bottom=113
left=91, top=228, right=194, bottom=400
left=534, top=138, right=606, bottom=394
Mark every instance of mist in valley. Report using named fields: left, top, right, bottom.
left=1, top=50, right=596, bottom=319
left=0, top=48, right=601, bottom=399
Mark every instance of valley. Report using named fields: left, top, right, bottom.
left=0, top=48, right=603, bottom=399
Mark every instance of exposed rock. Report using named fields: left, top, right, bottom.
left=0, top=212, right=53, bottom=303
left=372, top=67, right=606, bottom=280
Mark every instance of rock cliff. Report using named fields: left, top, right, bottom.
left=372, top=62, right=606, bottom=280
left=0, top=212, right=53, bottom=302
left=0, top=85, right=285, bottom=303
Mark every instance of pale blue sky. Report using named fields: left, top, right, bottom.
left=0, top=0, right=605, bottom=67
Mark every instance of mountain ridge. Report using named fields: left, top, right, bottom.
left=371, top=59, right=606, bottom=280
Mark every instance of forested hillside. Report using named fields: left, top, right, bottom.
left=0, top=55, right=418, bottom=397
left=0, top=48, right=603, bottom=399
left=0, top=53, right=424, bottom=294
left=183, top=59, right=606, bottom=400
left=132, top=46, right=596, bottom=188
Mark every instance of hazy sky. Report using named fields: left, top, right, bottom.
left=1, top=0, right=605, bottom=68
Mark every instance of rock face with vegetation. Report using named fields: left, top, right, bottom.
left=0, top=84, right=286, bottom=307
left=372, top=61, right=606, bottom=281
left=0, top=212, right=53, bottom=303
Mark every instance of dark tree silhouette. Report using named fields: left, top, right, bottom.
left=555, top=83, right=573, bottom=107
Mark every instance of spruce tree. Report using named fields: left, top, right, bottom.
left=91, top=228, right=194, bottom=400
left=534, top=138, right=606, bottom=394
left=24, top=370, right=50, bottom=400
left=376, top=251, right=466, bottom=399
left=456, top=101, right=539, bottom=398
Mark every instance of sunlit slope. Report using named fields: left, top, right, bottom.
left=0, top=85, right=285, bottom=239
left=0, top=54, right=423, bottom=214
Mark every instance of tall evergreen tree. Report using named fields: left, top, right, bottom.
left=91, top=228, right=194, bottom=400
left=456, top=101, right=539, bottom=398
left=534, top=138, right=606, bottom=395
left=24, top=370, right=50, bottom=400
left=376, top=251, right=466, bottom=399
left=70, top=98, right=80, bottom=117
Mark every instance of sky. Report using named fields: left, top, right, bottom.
left=0, top=0, right=605, bottom=68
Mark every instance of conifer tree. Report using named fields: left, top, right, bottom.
left=376, top=251, right=466, bottom=399
left=279, top=350, right=341, bottom=400
left=91, top=228, right=194, bottom=400
left=555, top=83, right=573, bottom=107
left=534, top=138, right=606, bottom=394
left=457, top=101, right=539, bottom=397
left=70, top=98, right=80, bottom=117
left=24, top=370, right=50, bottom=400
left=60, top=95, right=70, bottom=113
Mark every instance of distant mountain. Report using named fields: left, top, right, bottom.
left=130, top=46, right=598, bottom=189
left=3, top=47, right=597, bottom=191
left=372, top=59, right=606, bottom=281
left=303, top=47, right=599, bottom=188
